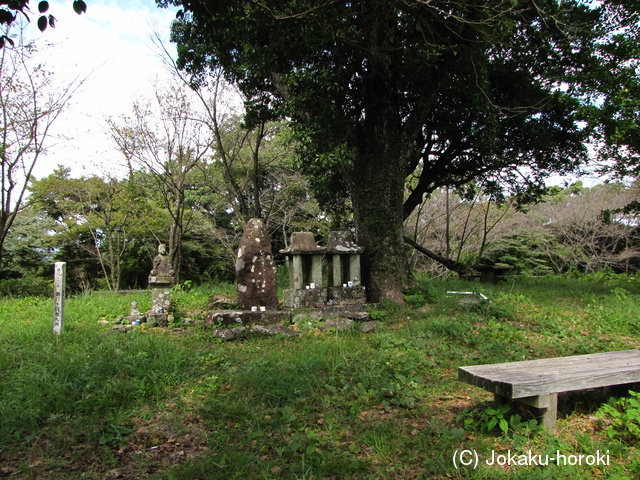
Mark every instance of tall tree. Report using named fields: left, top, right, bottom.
left=108, top=84, right=213, bottom=282
left=153, top=34, right=311, bottom=230
left=163, top=0, right=639, bottom=301
left=0, top=24, right=82, bottom=272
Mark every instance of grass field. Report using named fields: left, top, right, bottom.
left=1, top=274, right=640, bottom=479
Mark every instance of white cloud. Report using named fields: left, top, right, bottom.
left=24, top=0, right=180, bottom=179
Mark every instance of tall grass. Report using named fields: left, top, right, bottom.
left=1, top=275, right=640, bottom=478
left=0, top=291, right=204, bottom=454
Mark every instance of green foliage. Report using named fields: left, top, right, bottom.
left=470, top=298, right=516, bottom=322
left=598, top=391, right=640, bottom=442
left=0, top=318, right=194, bottom=448
left=488, top=230, right=561, bottom=275
left=376, top=297, right=402, bottom=314
left=461, top=404, right=509, bottom=435
left=171, top=280, right=193, bottom=293
left=404, top=277, right=444, bottom=306
left=0, top=275, right=52, bottom=298
left=29, top=167, right=157, bottom=291
left=98, top=424, right=135, bottom=447
left=276, top=263, right=290, bottom=292
left=403, top=293, right=430, bottom=308
left=583, top=287, right=640, bottom=335
left=169, top=281, right=216, bottom=314
left=167, top=0, right=632, bottom=203
left=1, top=205, right=56, bottom=276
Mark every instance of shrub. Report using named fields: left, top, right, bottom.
left=0, top=275, right=52, bottom=297
left=597, top=390, right=640, bottom=442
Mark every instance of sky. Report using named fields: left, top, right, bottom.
left=21, top=0, right=181, bottom=179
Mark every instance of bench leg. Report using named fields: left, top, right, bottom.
left=509, top=393, right=559, bottom=433
left=494, top=393, right=509, bottom=406
left=539, top=393, right=558, bottom=433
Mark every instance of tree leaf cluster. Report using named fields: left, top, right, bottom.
left=0, top=0, right=86, bottom=44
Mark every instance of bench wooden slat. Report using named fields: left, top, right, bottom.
left=512, top=367, right=640, bottom=398
left=461, top=350, right=640, bottom=375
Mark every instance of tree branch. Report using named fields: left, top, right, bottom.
left=404, top=235, right=473, bottom=276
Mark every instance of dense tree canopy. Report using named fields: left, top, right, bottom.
left=161, top=0, right=639, bottom=301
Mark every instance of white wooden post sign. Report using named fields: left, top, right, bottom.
left=53, top=262, right=66, bottom=335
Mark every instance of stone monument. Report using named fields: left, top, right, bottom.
left=235, top=218, right=279, bottom=310
left=148, top=243, right=175, bottom=326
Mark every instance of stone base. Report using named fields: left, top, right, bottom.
left=283, top=286, right=367, bottom=308
left=290, top=304, right=362, bottom=319
left=283, top=288, right=328, bottom=308
left=128, top=313, right=146, bottom=324
left=147, top=312, right=169, bottom=327
left=328, top=286, right=366, bottom=305
left=290, top=305, right=379, bottom=334
left=292, top=304, right=371, bottom=322
left=150, top=285, right=172, bottom=313
left=204, top=310, right=291, bottom=327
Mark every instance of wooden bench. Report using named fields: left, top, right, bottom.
left=458, top=350, right=640, bottom=432
left=471, top=264, right=513, bottom=284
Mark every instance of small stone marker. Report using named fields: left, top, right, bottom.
left=235, top=218, right=279, bottom=310
left=53, top=261, right=66, bottom=335
left=128, top=301, right=145, bottom=324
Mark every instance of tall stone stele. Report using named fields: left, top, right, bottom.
left=148, top=244, right=175, bottom=323
left=235, top=218, right=279, bottom=310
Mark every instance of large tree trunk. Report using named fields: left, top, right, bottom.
left=348, top=2, right=409, bottom=303
left=350, top=135, right=409, bottom=303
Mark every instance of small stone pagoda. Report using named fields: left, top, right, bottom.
left=280, top=231, right=366, bottom=308
left=280, top=232, right=327, bottom=308
left=325, top=231, right=366, bottom=304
